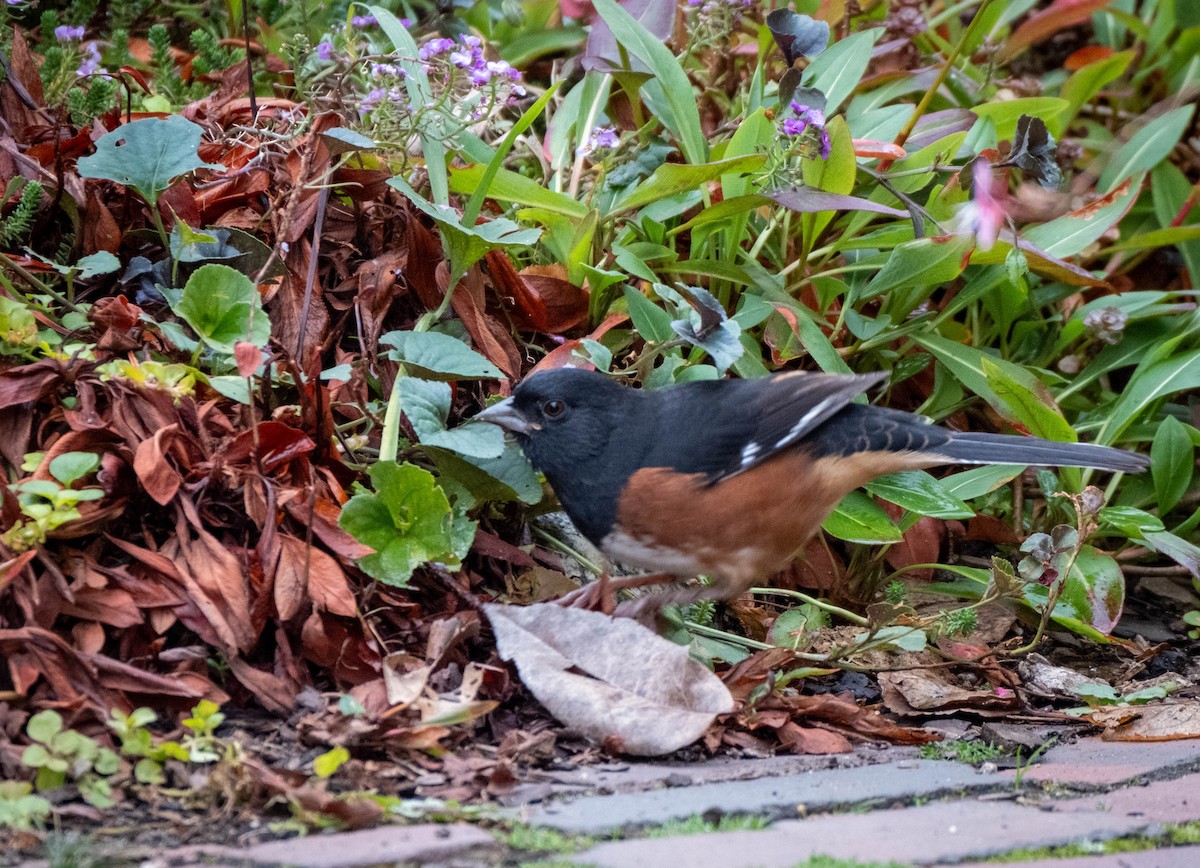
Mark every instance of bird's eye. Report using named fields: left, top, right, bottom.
left=542, top=399, right=566, bottom=418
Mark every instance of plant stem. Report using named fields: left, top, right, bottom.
left=748, top=586, right=869, bottom=626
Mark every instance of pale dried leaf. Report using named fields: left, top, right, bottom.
left=485, top=602, right=734, bottom=756
left=1089, top=702, right=1200, bottom=741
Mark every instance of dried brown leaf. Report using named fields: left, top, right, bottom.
left=485, top=602, right=734, bottom=756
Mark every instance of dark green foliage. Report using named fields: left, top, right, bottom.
left=67, top=76, right=119, bottom=125
left=148, top=23, right=189, bottom=106
left=0, top=181, right=44, bottom=248
left=189, top=29, right=244, bottom=76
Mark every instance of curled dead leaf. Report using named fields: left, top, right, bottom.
left=485, top=602, right=733, bottom=756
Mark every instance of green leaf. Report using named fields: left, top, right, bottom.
left=623, top=285, right=674, bottom=343
left=973, top=97, right=1068, bottom=139
left=865, top=471, right=975, bottom=519
left=612, top=155, right=765, bottom=214
left=1057, top=50, right=1134, bottom=134
left=204, top=375, right=252, bottom=404
left=801, top=29, right=881, bottom=112
left=591, top=0, right=705, bottom=164
left=320, top=127, right=377, bottom=155
left=313, top=746, right=350, bottom=778
left=823, top=491, right=903, bottom=543
left=1099, top=506, right=1164, bottom=537
left=48, top=452, right=100, bottom=486
left=768, top=604, right=829, bottom=648
left=389, top=175, right=541, bottom=289
left=939, top=465, right=1024, bottom=501
left=1151, top=416, right=1194, bottom=513
left=396, top=378, right=504, bottom=459
left=981, top=357, right=1076, bottom=443
left=859, top=235, right=972, bottom=301
left=173, top=264, right=269, bottom=354
left=74, top=251, right=121, bottom=279
left=134, top=759, right=165, bottom=785
left=1023, top=180, right=1140, bottom=258
left=76, top=116, right=224, bottom=207
left=449, top=166, right=589, bottom=218
left=338, top=461, right=475, bottom=587
left=868, top=625, right=928, bottom=653
left=26, top=710, right=62, bottom=744
left=381, top=330, right=502, bottom=380
left=0, top=296, right=37, bottom=351
left=1097, top=348, right=1200, bottom=444
left=21, top=744, right=52, bottom=768
left=1025, top=546, right=1125, bottom=637
left=1098, top=104, right=1196, bottom=194
left=1141, top=530, right=1200, bottom=578
left=428, top=440, right=543, bottom=506
left=914, top=333, right=1062, bottom=432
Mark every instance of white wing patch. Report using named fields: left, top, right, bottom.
left=773, top=394, right=840, bottom=450
left=739, top=440, right=761, bottom=469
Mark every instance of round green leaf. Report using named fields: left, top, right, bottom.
left=77, top=116, right=225, bottom=207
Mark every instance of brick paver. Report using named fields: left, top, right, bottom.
left=229, top=824, right=497, bottom=867
left=575, top=799, right=1153, bottom=867
left=1007, top=739, right=1200, bottom=787
left=954, top=847, right=1200, bottom=868
left=519, top=759, right=1009, bottom=834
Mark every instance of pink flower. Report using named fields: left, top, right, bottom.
left=957, top=160, right=1006, bottom=251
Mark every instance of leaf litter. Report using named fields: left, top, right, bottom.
left=1, top=0, right=1199, bottom=858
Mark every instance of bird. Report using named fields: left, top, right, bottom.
left=474, top=368, right=1149, bottom=615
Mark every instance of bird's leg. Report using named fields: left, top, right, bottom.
left=613, top=582, right=721, bottom=621
left=555, top=572, right=678, bottom=614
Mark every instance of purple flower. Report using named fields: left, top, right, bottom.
left=578, top=126, right=619, bottom=156
left=359, top=87, right=388, bottom=115
left=315, top=40, right=335, bottom=62
left=400, top=17, right=412, bottom=27
left=349, top=14, right=377, bottom=27
left=591, top=126, right=619, bottom=149
left=418, top=37, right=456, bottom=61
left=370, top=62, right=400, bottom=77
left=449, top=50, right=473, bottom=68
left=781, top=102, right=831, bottom=160
left=781, top=117, right=808, bottom=137
left=76, top=42, right=103, bottom=76
left=55, top=25, right=86, bottom=40
left=488, top=60, right=521, bottom=82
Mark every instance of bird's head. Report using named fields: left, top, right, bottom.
left=473, top=368, right=633, bottom=476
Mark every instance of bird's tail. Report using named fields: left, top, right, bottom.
left=935, top=430, right=1148, bottom=473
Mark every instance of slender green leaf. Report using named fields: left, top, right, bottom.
left=1098, top=104, right=1195, bottom=194
left=591, top=0, right=706, bottom=163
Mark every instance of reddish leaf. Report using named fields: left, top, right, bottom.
left=529, top=312, right=628, bottom=374
left=234, top=342, right=261, bottom=377
left=1065, top=44, right=1114, bottom=71
left=450, top=267, right=522, bottom=379
left=0, top=360, right=64, bottom=410
left=999, top=0, right=1113, bottom=62
left=486, top=252, right=590, bottom=333
left=853, top=139, right=907, bottom=160
left=278, top=535, right=358, bottom=618
left=225, top=421, right=316, bottom=472
left=227, top=657, right=297, bottom=715
left=134, top=424, right=184, bottom=505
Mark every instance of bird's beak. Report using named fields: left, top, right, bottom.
left=474, top=397, right=536, bottom=435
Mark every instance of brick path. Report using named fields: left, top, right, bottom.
left=26, top=736, right=1200, bottom=867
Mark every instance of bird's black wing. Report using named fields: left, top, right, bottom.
left=647, top=370, right=889, bottom=482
